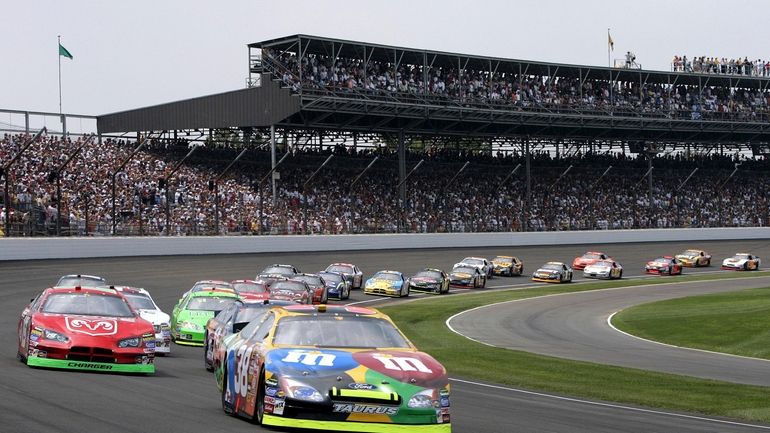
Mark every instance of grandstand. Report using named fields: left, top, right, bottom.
left=2, top=35, right=770, bottom=237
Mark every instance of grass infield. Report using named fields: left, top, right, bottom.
left=612, top=286, right=770, bottom=360
left=381, top=271, right=770, bottom=423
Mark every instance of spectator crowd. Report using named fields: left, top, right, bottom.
left=672, top=55, right=770, bottom=77
left=264, top=49, right=770, bottom=122
left=2, top=132, right=769, bottom=237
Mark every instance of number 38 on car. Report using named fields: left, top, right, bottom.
left=216, top=304, right=451, bottom=432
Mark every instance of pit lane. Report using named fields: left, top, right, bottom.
left=2, top=239, right=770, bottom=432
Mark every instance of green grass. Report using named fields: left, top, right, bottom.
left=381, top=271, right=770, bottom=423
left=613, top=286, right=770, bottom=360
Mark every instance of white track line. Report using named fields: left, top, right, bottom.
left=450, top=378, right=770, bottom=430
left=607, top=311, right=770, bottom=363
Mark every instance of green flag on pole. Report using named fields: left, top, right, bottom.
left=59, top=43, right=73, bottom=60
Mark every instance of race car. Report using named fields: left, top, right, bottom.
left=675, top=249, right=711, bottom=267
left=204, top=299, right=292, bottom=371
left=17, top=286, right=155, bottom=374
left=257, top=264, right=300, bottom=286
left=324, top=263, right=364, bottom=290
left=291, top=273, right=329, bottom=304
left=268, top=279, right=313, bottom=304
left=363, top=270, right=410, bottom=297
left=571, top=252, right=611, bottom=270
left=490, top=255, right=524, bottom=276
left=113, top=286, right=172, bottom=355
left=531, top=262, right=573, bottom=283
left=318, top=271, right=351, bottom=300
left=408, top=268, right=450, bottom=294
left=449, top=264, right=486, bottom=288
left=459, top=256, right=494, bottom=278
left=645, top=256, right=683, bottom=275
left=721, top=253, right=761, bottom=271
left=56, top=274, right=107, bottom=288
left=216, top=304, right=451, bottom=432
left=582, top=260, right=623, bottom=280
left=171, top=288, right=240, bottom=346
left=231, top=279, right=270, bottom=302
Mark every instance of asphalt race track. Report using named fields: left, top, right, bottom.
left=449, top=275, right=770, bottom=386
left=2, top=239, right=770, bottom=432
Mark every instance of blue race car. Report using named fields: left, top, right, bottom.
left=363, top=270, right=409, bottom=297
left=318, top=271, right=351, bottom=300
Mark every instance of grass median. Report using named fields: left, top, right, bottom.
left=612, top=286, right=770, bottom=360
left=381, top=271, right=770, bottom=423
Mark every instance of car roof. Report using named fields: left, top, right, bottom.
left=462, top=256, right=485, bottom=260
left=418, top=268, right=443, bottom=273
left=110, top=285, right=150, bottom=296
left=544, top=261, right=565, bottom=266
left=373, top=270, right=401, bottom=275
left=231, top=279, right=266, bottom=284
left=328, top=262, right=355, bottom=267
left=583, top=251, right=604, bottom=255
left=493, top=255, right=514, bottom=259
left=46, top=286, right=122, bottom=297
left=194, top=280, right=231, bottom=285
left=267, top=264, right=295, bottom=268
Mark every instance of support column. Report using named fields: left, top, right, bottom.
left=398, top=130, right=406, bottom=232
left=271, top=125, right=277, bottom=207
left=648, top=153, right=654, bottom=226
left=525, top=137, right=532, bottom=232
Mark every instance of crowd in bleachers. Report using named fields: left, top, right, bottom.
left=672, top=55, right=770, bottom=76
left=264, top=49, right=770, bottom=122
left=1, top=132, right=769, bottom=237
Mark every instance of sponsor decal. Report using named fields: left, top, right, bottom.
left=348, top=383, right=377, bottom=390
left=281, top=350, right=336, bottom=367
left=332, top=403, right=398, bottom=416
left=440, top=396, right=450, bottom=407
left=265, top=386, right=279, bottom=397
left=65, top=318, right=118, bottom=336
left=31, top=328, right=43, bottom=336
left=145, top=340, right=156, bottom=349
left=273, top=399, right=285, bottom=415
left=265, top=377, right=278, bottom=387
left=264, top=396, right=276, bottom=405
left=372, top=354, right=433, bottom=373
left=264, top=404, right=274, bottom=413
left=67, top=361, right=113, bottom=370
left=29, top=334, right=40, bottom=342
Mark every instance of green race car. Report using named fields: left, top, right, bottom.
left=171, top=288, right=239, bottom=346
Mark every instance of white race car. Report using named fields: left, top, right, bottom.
left=460, top=256, right=494, bottom=277
left=721, top=253, right=761, bottom=271
left=114, top=286, right=172, bottom=355
left=583, top=260, right=623, bottom=280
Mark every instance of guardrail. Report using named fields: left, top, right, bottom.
left=2, top=227, right=770, bottom=261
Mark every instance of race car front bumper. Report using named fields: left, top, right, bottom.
left=27, top=356, right=155, bottom=373
left=264, top=415, right=450, bottom=432
left=364, top=287, right=401, bottom=297
left=173, top=328, right=205, bottom=346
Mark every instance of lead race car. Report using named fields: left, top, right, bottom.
left=17, top=286, right=156, bottom=373
left=582, top=260, right=623, bottom=280
left=531, top=262, right=573, bottom=283
left=171, top=288, right=240, bottom=346
left=675, top=249, right=711, bottom=267
left=364, top=270, right=410, bottom=297
left=216, top=304, right=451, bottom=432
left=645, top=256, right=683, bottom=275
left=490, top=256, right=523, bottom=277
left=721, top=253, right=761, bottom=271
left=408, top=268, right=450, bottom=294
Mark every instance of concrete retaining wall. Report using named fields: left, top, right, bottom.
left=2, top=228, right=770, bottom=261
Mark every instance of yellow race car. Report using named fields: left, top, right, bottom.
left=490, top=255, right=524, bottom=276
left=674, top=249, right=711, bottom=267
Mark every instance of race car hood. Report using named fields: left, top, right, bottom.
left=136, top=309, right=170, bottom=326
left=239, top=292, right=270, bottom=301
left=270, top=288, right=305, bottom=301
left=33, top=313, right=153, bottom=340
left=265, top=348, right=448, bottom=390
left=573, top=257, right=596, bottom=265
left=366, top=279, right=402, bottom=289
left=410, top=277, right=439, bottom=284
left=583, top=264, right=610, bottom=272
left=175, top=310, right=216, bottom=327
left=723, top=258, right=744, bottom=264
left=647, top=261, right=669, bottom=267
left=534, top=268, right=559, bottom=274
left=492, top=261, right=512, bottom=267
left=675, top=254, right=697, bottom=260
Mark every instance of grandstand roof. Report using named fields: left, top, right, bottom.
left=97, top=34, right=770, bottom=146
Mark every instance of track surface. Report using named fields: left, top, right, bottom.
left=2, top=239, right=770, bottom=432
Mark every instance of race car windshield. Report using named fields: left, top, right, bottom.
left=234, top=308, right=270, bottom=325
left=233, top=282, right=267, bottom=294
left=462, top=258, right=484, bottom=266
left=681, top=250, right=700, bottom=256
left=373, top=272, right=401, bottom=281
left=593, top=261, right=613, bottom=267
left=542, top=264, right=563, bottom=271
left=452, top=267, right=475, bottom=274
left=582, top=253, right=602, bottom=259
left=271, top=281, right=306, bottom=291
left=187, top=296, right=237, bottom=311
left=42, top=293, right=134, bottom=317
left=56, top=276, right=105, bottom=288
left=414, top=270, right=442, bottom=279
left=191, top=282, right=233, bottom=292
left=732, top=254, right=750, bottom=259
left=273, top=315, right=411, bottom=348
left=261, top=266, right=296, bottom=276
left=293, top=275, right=323, bottom=286
left=652, top=258, right=669, bottom=263
left=320, top=273, right=342, bottom=284
left=493, top=257, right=513, bottom=264
left=123, top=294, right=155, bottom=310
left=327, top=265, right=354, bottom=274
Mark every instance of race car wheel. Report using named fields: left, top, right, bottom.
left=403, top=285, right=409, bottom=297
left=618, top=270, right=623, bottom=279
left=321, top=290, right=328, bottom=304
left=204, top=334, right=213, bottom=372
left=744, top=262, right=748, bottom=271
left=249, top=368, right=265, bottom=424
left=343, top=285, right=350, bottom=300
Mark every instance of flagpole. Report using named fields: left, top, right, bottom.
left=607, top=28, right=611, bottom=68
left=58, top=35, right=62, bottom=115
left=607, top=28, right=613, bottom=112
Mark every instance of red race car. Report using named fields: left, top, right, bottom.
left=572, top=252, right=611, bottom=270
left=290, top=273, right=329, bottom=304
left=17, top=286, right=156, bottom=374
left=645, top=256, right=683, bottom=276
left=231, top=279, right=270, bottom=302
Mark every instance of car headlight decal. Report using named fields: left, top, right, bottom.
left=408, top=388, right=439, bottom=408
left=118, top=337, right=141, bottom=348
left=42, top=328, right=69, bottom=343
left=282, top=377, right=325, bottom=402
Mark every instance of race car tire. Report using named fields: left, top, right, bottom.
left=618, top=270, right=623, bottom=279
left=321, top=290, right=328, bottom=304
left=744, top=262, right=748, bottom=271
left=480, top=277, right=486, bottom=289
left=204, top=332, right=214, bottom=372
left=248, top=368, right=266, bottom=424
left=344, top=285, right=350, bottom=300
left=404, top=285, right=410, bottom=297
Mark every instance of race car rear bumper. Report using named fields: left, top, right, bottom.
left=264, top=414, right=450, bottom=432
left=27, top=356, right=155, bottom=373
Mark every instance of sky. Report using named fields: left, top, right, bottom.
left=2, top=0, right=769, bottom=122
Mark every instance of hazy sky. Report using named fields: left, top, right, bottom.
left=3, top=0, right=768, bottom=118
